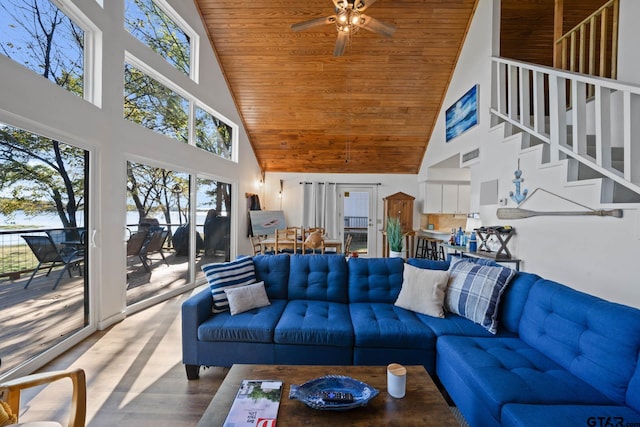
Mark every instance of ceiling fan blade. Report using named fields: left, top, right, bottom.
left=359, top=0, right=378, bottom=12
left=333, top=31, right=348, bottom=57
left=358, top=14, right=396, bottom=37
left=291, top=16, right=335, bottom=32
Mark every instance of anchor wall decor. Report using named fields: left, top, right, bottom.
left=509, top=160, right=528, bottom=204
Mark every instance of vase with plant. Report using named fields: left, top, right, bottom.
left=386, top=216, right=404, bottom=258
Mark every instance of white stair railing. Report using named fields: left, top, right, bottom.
left=491, top=56, right=640, bottom=196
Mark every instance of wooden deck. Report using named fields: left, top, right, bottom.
left=0, top=249, right=225, bottom=376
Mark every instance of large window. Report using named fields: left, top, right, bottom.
left=195, top=106, right=234, bottom=160
left=124, top=0, right=193, bottom=77
left=0, top=122, right=89, bottom=376
left=124, top=62, right=189, bottom=142
left=0, top=0, right=85, bottom=98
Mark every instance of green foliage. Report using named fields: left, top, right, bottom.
left=386, top=216, right=403, bottom=252
left=0, top=126, right=84, bottom=228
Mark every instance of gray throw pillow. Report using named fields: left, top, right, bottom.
left=224, top=281, right=271, bottom=315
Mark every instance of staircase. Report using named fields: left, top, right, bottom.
left=490, top=56, right=640, bottom=204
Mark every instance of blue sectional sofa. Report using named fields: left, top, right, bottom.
left=181, top=254, right=640, bottom=426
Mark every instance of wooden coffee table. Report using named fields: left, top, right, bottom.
left=197, top=364, right=459, bottom=426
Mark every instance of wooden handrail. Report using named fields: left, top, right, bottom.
left=554, top=0, right=618, bottom=80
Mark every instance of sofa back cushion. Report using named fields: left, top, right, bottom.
left=348, top=257, right=404, bottom=303
left=252, top=254, right=290, bottom=300
left=519, top=279, right=640, bottom=405
left=498, top=271, right=540, bottom=333
left=288, top=254, right=348, bottom=303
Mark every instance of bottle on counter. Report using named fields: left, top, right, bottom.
left=468, top=231, right=477, bottom=252
left=456, top=227, right=464, bottom=246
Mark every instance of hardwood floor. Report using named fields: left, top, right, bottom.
left=15, top=288, right=228, bottom=426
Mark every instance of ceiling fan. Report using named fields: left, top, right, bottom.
left=291, top=0, right=397, bottom=57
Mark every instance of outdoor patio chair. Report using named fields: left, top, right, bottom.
left=139, top=229, right=169, bottom=271
left=0, top=368, right=86, bottom=427
left=126, top=230, right=149, bottom=272
left=21, top=235, right=84, bottom=290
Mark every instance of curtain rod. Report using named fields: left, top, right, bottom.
left=299, top=182, right=382, bottom=186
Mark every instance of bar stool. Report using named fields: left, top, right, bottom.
left=415, top=236, right=430, bottom=258
left=429, top=239, right=446, bottom=261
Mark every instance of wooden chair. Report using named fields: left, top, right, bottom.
left=21, top=235, right=84, bottom=290
left=0, top=368, right=86, bottom=427
left=250, top=235, right=263, bottom=255
left=344, top=234, right=353, bottom=256
left=275, top=228, right=297, bottom=253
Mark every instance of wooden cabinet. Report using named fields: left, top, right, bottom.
left=423, top=183, right=470, bottom=214
left=382, top=192, right=415, bottom=258
left=383, top=192, right=415, bottom=231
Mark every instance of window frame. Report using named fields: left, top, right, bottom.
left=124, top=52, right=239, bottom=162
left=124, top=0, right=200, bottom=83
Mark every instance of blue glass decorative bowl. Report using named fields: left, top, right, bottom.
left=289, top=375, right=379, bottom=411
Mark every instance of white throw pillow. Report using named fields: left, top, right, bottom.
left=395, top=263, right=450, bottom=318
left=224, top=281, right=271, bottom=315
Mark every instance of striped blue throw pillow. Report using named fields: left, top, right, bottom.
left=445, top=259, right=516, bottom=334
left=202, top=257, right=256, bottom=313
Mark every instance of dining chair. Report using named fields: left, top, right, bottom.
left=275, top=228, right=297, bottom=253
left=250, top=235, right=263, bottom=255
left=21, top=235, right=84, bottom=290
left=0, top=368, right=86, bottom=427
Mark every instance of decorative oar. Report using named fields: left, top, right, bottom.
left=497, top=207, right=623, bottom=219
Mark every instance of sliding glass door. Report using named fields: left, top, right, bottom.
left=0, top=123, right=89, bottom=375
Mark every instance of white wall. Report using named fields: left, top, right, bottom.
left=262, top=173, right=421, bottom=257
left=419, top=0, right=640, bottom=308
left=0, top=0, right=261, bottom=332
left=617, top=0, right=640, bottom=85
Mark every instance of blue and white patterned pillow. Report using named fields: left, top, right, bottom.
left=445, top=259, right=516, bottom=334
left=202, top=257, right=256, bottom=313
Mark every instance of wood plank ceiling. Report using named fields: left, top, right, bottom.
left=194, top=0, right=479, bottom=174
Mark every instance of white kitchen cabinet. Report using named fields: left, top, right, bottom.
left=424, top=183, right=444, bottom=213
left=423, top=183, right=470, bottom=214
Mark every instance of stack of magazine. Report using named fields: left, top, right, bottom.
left=223, top=379, right=283, bottom=427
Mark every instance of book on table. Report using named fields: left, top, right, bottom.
left=223, top=379, right=283, bottom=427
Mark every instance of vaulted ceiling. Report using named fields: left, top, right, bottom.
left=194, top=1, right=608, bottom=174
left=194, top=0, right=479, bottom=174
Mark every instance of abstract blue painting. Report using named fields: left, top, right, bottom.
left=446, top=85, right=479, bottom=142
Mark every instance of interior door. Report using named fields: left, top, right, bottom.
left=337, top=186, right=378, bottom=257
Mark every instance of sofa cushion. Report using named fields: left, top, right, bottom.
left=350, top=302, right=436, bottom=350
left=253, top=253, right=290, bottom=300
left=225, top=281, right=271, bottom=315
left=501, top=404, right=640, bottom=427
left=288, top=254, right=348, bottom=303
left=406, top=257, right=450, bottom=271
left=519, top=279, right=640, bottom=405
left=417, top=312, right=512, bottom=338
left=274, top=300, right=353, bottom=347
left=436, top=335, right=615, bottom=423
left=197, top=299, right=287, bottom=343
left=202, top=257, right=256, bottom=313
left=395, top=263, right=449, bottom=317
left=445, top=259, right=516, bottom=334
left=498, top=271, right=540, bottom=334
left=348, top=257, right=405, bottom=303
